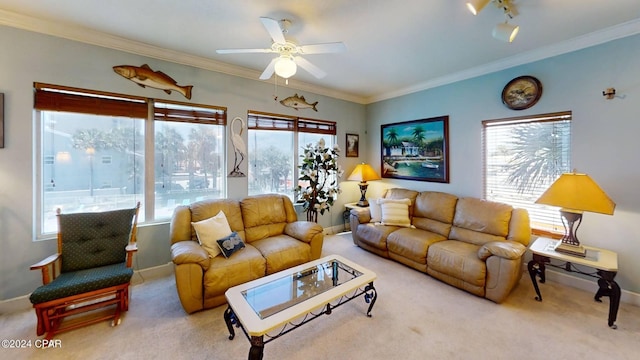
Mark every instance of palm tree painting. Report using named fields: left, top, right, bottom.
left=381, top=116, right=449, bottom=183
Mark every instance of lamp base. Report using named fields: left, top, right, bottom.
left=356, top=182, right=370, bottom=207
left=554, top=241, right=586, bottom=257
left=356, top=200, right=369, bottom=207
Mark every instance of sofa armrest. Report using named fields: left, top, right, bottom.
left=285, top=221, right=324, bottom=259
left=350, top=207, right=371, bottom=224
left=170, top=241, right=210, bottom=271
left=284, top=221, right=323, bottom=243
left=478, top=241, right=526, bottom=261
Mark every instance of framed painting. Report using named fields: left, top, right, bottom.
left=346, top=133, right=359, bottom=157
left=381, top=115, right=449, bottom=183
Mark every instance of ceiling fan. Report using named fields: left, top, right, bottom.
left=216, top=17, right=346, bottom=81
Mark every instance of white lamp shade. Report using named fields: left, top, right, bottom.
left=274, top=56, right=297, bottom=78
left=467, top=0, right=491, bottom=15
left=492, top=22, right=519, bottom=42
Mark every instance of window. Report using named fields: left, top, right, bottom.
left=247, top=111, right=336, bottom=200
left=483, top=112, right=571, bottom=234
left=153, top=101, right=226, bottom=219
left=35, top=83, right=226, bottom=237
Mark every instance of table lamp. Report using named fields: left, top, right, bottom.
left=347, top=163, right=381, bottom=207
left=535, top=172, right=615, bottom=257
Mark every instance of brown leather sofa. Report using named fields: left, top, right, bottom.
left=350, top=188, right=531, bottom=303
left=170, top=194, right=324, bottom=314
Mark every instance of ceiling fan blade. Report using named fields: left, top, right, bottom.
left=299, top=42, right=347, bottom=54
left=216, top=48, right=273, bottom=54
left=294, top=56, right=327, bottom=79
left=259, top=58, right=278, bottom=80
left=260, top=17, right=286, bottom=44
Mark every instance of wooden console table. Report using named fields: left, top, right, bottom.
left=528, top=237, right=621, bottom=329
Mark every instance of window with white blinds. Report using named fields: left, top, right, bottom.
left=482, top=111, right=572, bottom=234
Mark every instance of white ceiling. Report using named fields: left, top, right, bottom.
left=1, top=0, right=639, bottom=104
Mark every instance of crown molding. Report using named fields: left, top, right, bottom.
left=366, top=18, right=640, bottom=103
left=0, top=9, right=368, bottom=104
left=2, top=9, right=639, bottom=105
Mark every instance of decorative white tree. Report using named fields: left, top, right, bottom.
left=296, top=139, right=343, bottom=222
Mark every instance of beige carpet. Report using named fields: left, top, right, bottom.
left=2, top=234, right=639, bottom=360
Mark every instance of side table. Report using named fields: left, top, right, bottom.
left=528, top=237, right=621, bottom=329
left=342, top=203, right=359, bottom=232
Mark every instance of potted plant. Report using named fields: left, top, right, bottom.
left=296, top=139, right=343, bottom=222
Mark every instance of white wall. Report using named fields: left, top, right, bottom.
left=365, top=34, right=640, bottom=294
left=0, top=26, right=366, bottom=301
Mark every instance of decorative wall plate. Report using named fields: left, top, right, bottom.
left=501, top=76, right=542, bottom=110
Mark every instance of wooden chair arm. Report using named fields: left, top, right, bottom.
left=30, top=253, right=60, bottom=270
left=125, top=243, right=138, bottom=253
left=30, top=253, right=60, bottom=285
left=126, top=243, right=138, bottom=268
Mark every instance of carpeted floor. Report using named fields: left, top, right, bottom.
left=1, top=234, right=639, bottom=360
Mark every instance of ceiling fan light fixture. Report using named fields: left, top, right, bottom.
left=467, top=0, right=491, bottom=15
left=493, top=22, right=519, bottom=42
left=274, top=56, right=297, bottom=78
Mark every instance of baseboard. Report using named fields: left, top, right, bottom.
left=131, top=262, right=174, bottom=285
left=525, top=266, right=640, bottom=307
left=323, top=224, right=346, bottom=235
left=0, top=262, right=175, bottom=315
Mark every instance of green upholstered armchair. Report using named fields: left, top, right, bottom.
left=29, top=203, right=140, bottom=340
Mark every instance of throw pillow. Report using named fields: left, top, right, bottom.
left=191, top=210, right=232, bottom=258
left=368, top=198, right=382, bottom=223
left=216, top=232, right=246, bottom=258
left=378, top=198, right=412, bottom=227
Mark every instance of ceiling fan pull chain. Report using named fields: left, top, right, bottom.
left=273, top=75, right=279, bottom=101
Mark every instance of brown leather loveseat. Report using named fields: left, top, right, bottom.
left=350, top=188, right=531, bottom=303
left=170, top=194, right=323, bottom=313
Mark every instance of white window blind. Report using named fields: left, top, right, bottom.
left=483, top=112, right=572, bottom=233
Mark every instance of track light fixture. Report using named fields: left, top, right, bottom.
left=467, top=0, right=520, bottom=42
left=466, top=0, right=491, bottom=15
left=493, top=22, right=519, bottom=42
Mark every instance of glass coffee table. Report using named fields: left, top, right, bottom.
left=224, top=255, right=377, bottom=360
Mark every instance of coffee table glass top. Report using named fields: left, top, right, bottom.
left=242, top=259, right=363, bottom=319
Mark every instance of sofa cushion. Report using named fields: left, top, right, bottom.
left=192, top=210, right=232, bottom=258
left=355, top=223, right=399, bottom=251
left=379, top=198, right=412, bottom=227
left=449, top=227, right=508, bottom=246
left=414, top=191, right=458, bottom=223
left=29, top=262, right=133, bottom=304
left=427, top=240, right=486, bottom=288
left=203, top=244, right=266, bottom=300
left=450, top=198, right=512, bottom=245
left=189, top=199, right=245, bottom=242
left=387, top=228, right=447, bottom=265
left=241, top=195, right=289, bottom=242
left=59, top=208, right=137, bottom=272
left=251, top=235, right=312, bottom=274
